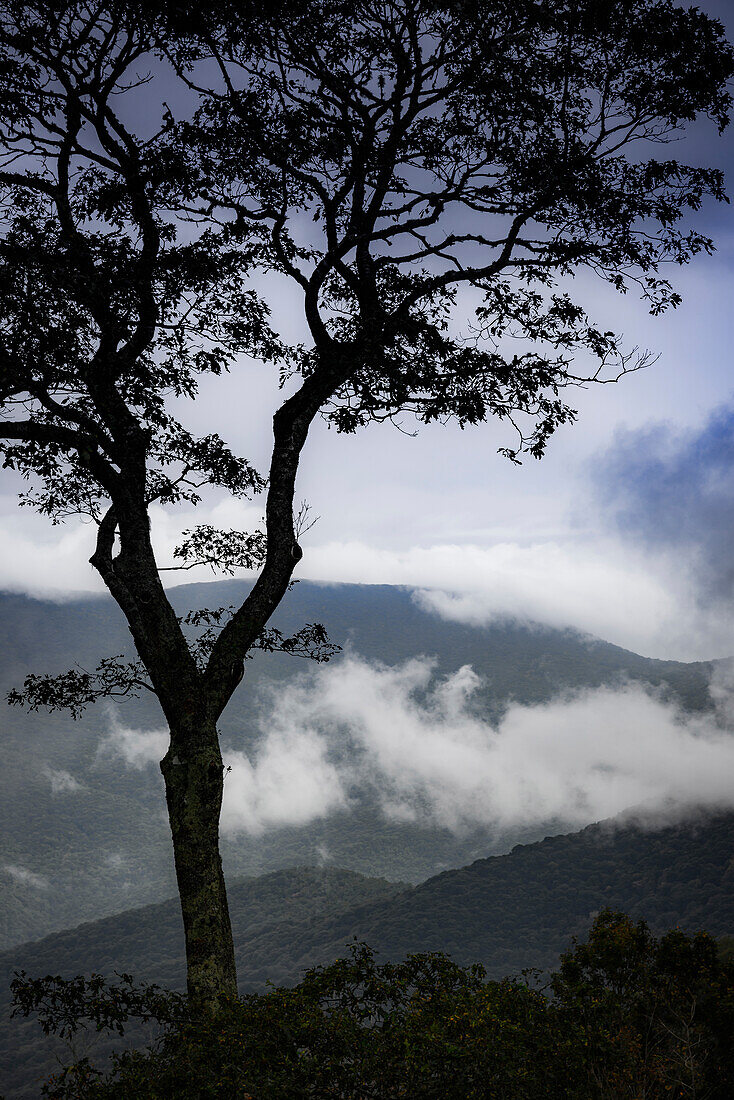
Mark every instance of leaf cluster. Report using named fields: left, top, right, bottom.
left=180, top=604, right=339, bottom=670
left=12, top=910, right=734, bottom=1099
left=0, top=2, right=276, bottom=523
left=7, top=607, right=340, bottom=714
left=173, top=0, right=733, bottom=454
left=7, top=654, right=151, bottom=718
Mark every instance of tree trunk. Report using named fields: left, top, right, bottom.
left=160, top=723, right=237, bottom=1014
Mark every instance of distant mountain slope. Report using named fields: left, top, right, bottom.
left=303, top=809, right=734, bottom=977
left=0, top=579, right=713, bottom=712
left=5, top=809, right=732, bottom=993
left=0, top=581, right=718, bottom=949
left=0, top=867, right=407, bottom=1100
left=2, top=811, right=733, bottom=1099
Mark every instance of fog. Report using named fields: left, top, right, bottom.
left=2, top=864, right=49, bottom=890
left=42, top=767, right=83, bottom=795
left=98, top=710, right=169, bottom=770
left=136, top=655, right=734, bottom=837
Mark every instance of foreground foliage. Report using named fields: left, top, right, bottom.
left=13, top=911, right=734, bottom=1100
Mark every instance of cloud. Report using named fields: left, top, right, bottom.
left=0, top=468, right=731, bottom=659
left=596, top=404, right=734, bottom=603
left=89, top=653, right=734, bottom=840
left=0, top=499, right=103, bottom=597
left=98, top=711, right=169, bottom=769
left=221, top=726, right=346, bottom=836
left=43, top=767, right=83, bottom=794
left=95, top=708, right=346, bottom=837
left=0, top=495, right=265, bottom=600
left=301, top=538, right=728, bottom=660
left=219, top=656, right=734, bottom=837
left=3, top=864, right=49, bottom=889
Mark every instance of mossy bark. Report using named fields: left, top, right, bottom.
left=160, top=724, right=237, bottom=1014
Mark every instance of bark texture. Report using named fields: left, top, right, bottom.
left=160, top=723, right=237, bottom=1012
left=92, top=511, right=240, bottom=1014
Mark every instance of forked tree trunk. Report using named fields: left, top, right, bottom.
left=159, top=722, right=237, bottom=1014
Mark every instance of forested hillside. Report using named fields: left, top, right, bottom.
left=0, top=867, right=406, bottom=1100
left=0, top=582, right=717, bottom=949
left=2, top=810, right=733, bottom=1099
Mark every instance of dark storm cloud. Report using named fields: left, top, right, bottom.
left=597, top=404, right=734, bottom=601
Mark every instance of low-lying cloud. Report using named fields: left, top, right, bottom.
left=1, top=489, right=730, bottom=660
left=43, top=767, right=83, bottom=794
left=95, top=656, right=734, bottom=839
left=0, top=495, right=265, bottom=599
left=221, top=731, right=346, bottom=836
left=98, top=711, right=169, bottom=769
left=219, top=656, right=734, bottom=836
left=302, top=539, right=731, bottom=661
left=3, top=864, right=50, bottom=889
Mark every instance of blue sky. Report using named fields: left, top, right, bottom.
left=598, top=405, right=734, bottom=601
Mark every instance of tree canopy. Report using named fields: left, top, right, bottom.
left=12, top=911, right=734, bottom=1098
left=169, top=0, right=732, bottom=449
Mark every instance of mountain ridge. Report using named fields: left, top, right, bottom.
left=0, top=581, right=721, bottom=950
left=2, top=808, right=733, bottom=1099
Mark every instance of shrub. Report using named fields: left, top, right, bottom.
left=13, top=913, right=734, bottom=1099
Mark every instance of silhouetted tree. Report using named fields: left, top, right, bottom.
left=0, top=0, right=335, bottom=1012
left=1, top=0, right=731, bottom=1013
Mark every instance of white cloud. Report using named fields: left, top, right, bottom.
left=0, top=495, right=264, bottom=599
left=219, top=656, right=734, bottom=836
left=300, top=538, right=729, bottom=660
left=43, top=767, right=83, bottom=794
left=0, top=500, right=103, bottom=597
left=0, top=509, right=727, bottom=657
left=3, top=864, right=49, bottom=889
left=90, top=654, right=734, bottom=839
left=221, top=726, right=346, bottom=836
left=0, top=484, right=732, bottom=660
left=95, top=707, right=346, bottom=837
left=98, top=711, right=169, bottom=769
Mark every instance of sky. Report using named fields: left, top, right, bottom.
left=3, top=1, right=734, bottom=663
